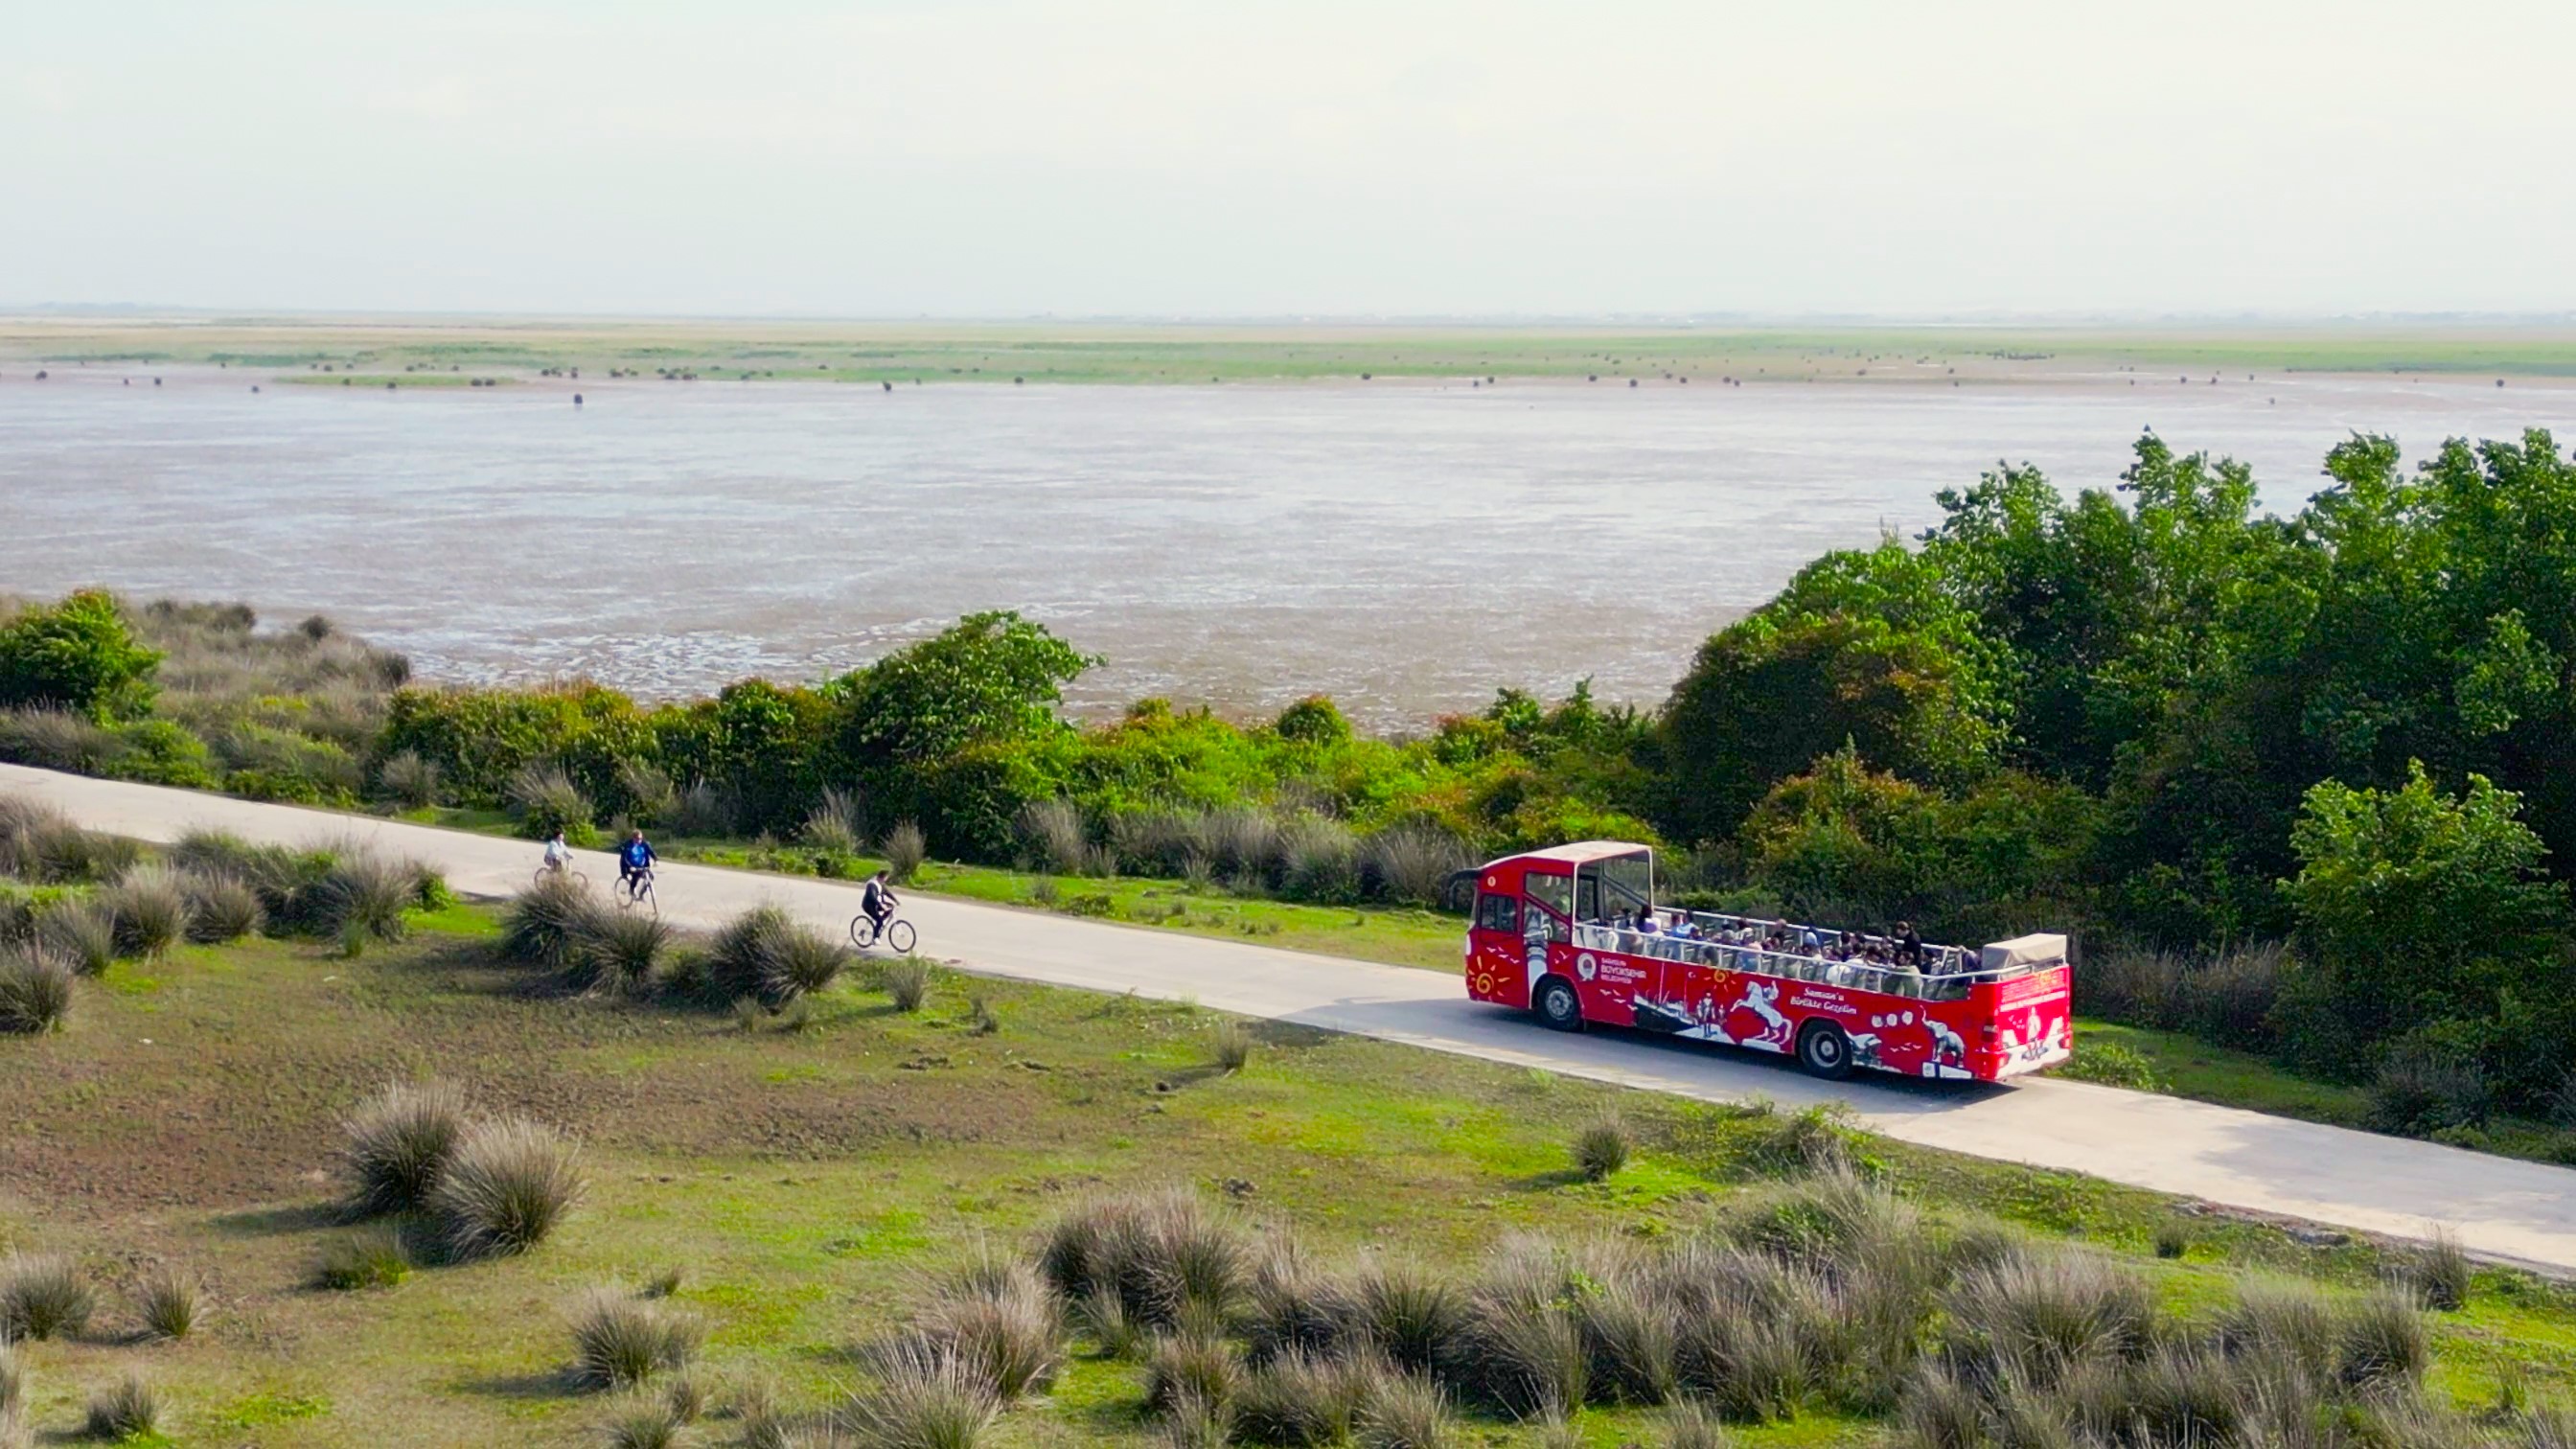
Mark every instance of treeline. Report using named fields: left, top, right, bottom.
left=6, top=426, right=2574, bottom=1115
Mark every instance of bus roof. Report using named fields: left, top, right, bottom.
left=1487, top=840, right=1652, bottom=869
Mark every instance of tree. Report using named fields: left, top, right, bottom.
left=0, top=590, right=161, bottom=722
left=1659, top=542, right=2009, bottom=846
left=831, top=611, right=1098, bottom=770
left=2281, top=761, right=2569, bottom=1095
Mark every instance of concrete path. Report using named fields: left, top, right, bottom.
left=11, top=762, right=2575, bottom=1270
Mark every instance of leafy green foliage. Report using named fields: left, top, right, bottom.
left=0, top=589, right=161, bottom=721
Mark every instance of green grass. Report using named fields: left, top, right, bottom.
left=2073, top=1021, right=2373, bottom=1126
left=7, top=906, right=2576, bottom=1444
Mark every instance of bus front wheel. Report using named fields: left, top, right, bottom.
left=1797, top=1022, right=1855, bottom=1080
left=1532, top=976, right=1583, bottom=1033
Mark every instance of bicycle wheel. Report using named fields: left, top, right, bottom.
left=849, top=915, right=878, bottom=949
left=886, top=919, right=916, bottom=954
left=532, top=866, right=591, bottom=890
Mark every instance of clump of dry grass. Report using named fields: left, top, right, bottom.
left=709, top=904, right=847, bottom=1006
left=83, top=1372, right=159, bottom=1441
left=339, top=1080, right=469, bottom=1216
left=1038, top=1189, right=1251, bottom=1333
left=0, top=1252, right=92, bottom=1341
left=97, top=863, right=192, bottom=958
left=428, top=1116, right=586, bottom=1260
left=311, top=1226, right=411, bottom=1291
left=1573, top=1115, right=1630, bottom=1182
left=568, top=1288, right=704, bottom=1389
left=133, top=1265, right=201, bottom=1342
left=840, top=1350, right=1001, bottom=1449
left=0, top=942, right=73, bottom=1034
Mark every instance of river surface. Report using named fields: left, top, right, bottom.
left=3, top=365, right=2565, bottom=728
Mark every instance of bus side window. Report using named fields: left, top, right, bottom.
left=1475, top=892, right=1520, bottom=933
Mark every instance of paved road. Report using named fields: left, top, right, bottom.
left=12, top=762, right=2575, bottom=1270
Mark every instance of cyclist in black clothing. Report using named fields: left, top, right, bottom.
left=861, top=868, right=898, bottom=936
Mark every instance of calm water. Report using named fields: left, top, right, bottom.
left=3, top=366, right=2565, bottom=727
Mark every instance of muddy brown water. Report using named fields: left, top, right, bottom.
left=2, top=366, right=2564, bottom=728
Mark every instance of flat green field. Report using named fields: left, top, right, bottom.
left=10, top=315, right=2576, bottom=385
left=8, top=907, right=2576, bottom=1446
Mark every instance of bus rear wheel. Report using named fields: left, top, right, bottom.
left=1532, top=976, right=1583, bottom=1032
left=1797, top=1022, right=1855, bottom=1080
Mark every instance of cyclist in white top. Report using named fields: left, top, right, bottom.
left=541, top=831, right=574, bottom=873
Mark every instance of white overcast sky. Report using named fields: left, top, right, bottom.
left=4, top=1, right=2571, bottom=318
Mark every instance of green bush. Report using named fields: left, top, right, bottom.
left=0, top=943, right=73, bottom=1034
left=0, top=589, right=162, bottom=721
left=2059, top=1042, right=2164, bottom=1092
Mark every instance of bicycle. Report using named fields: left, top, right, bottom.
left=617, top=868, right=657, bottom=917
left=849, top=911, right=915, bottom=953
left=532, top=864, right=590, bottom=890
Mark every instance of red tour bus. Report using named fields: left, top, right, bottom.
left=1461, top=841, right=2072, bottom=1082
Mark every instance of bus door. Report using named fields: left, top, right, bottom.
left=1467, top=887, right=1529, bottom=1007
left=1521, top=868, right=1573, bottom=1004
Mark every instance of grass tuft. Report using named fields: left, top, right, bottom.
left=1211, top=1019, right=1254, bottom=1073
left=841, top=1349, right=1001, bottom=1449
left=710, top=904, right=846, bottom=1007
left=339, top=1079, right=468, bottom=1216
left=1574, top=1114, right=1630, bottom=1182
left=40, top=900, right=118, bottom=977
left=0, top=942, right=73, bottom=1034
left=98, top=863, right=193, bottom=958
left=82, top=1372, right=159, bottom=1441
left=597, top=1394, right=683, bottom=1449
left=1143, top=1334, right=1242, bottom=1419
left=179, top=869, right=264, bottom=942
left=882, top=821, right=929, bottom=884
left=501, top=871, right=605, bottom=971
left=912, top=1255, right=1063, bottom=1400
left=583, top=909, right=673, bottom=994
left=876, top=954, right=932, bottom=1013
left=133, top=1265, right=200, bottom=1342
left=311, top=1227, right=411, bottom=1291
left=0, top=1252, right=92, bottom=1341
left=2406, top=1230, right=2472, bottom=1312
left=429, top=1116, right=586, bottom=1260
left=568, top=1288, right=704, bottom=1390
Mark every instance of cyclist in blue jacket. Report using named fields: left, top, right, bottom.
left=617, top=829, right=657, bottom=899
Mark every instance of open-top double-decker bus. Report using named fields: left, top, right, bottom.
left=1461, top=841, right=2071, bottom=1082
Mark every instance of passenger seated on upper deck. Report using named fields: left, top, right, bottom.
left=1667, top=914, right=1695, bottom=940
left=1798, top=925, right=1822, bottom=953
left=1635, top=913, right=1660, bottom=935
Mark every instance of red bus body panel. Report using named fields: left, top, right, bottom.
left=1460, top=848, right=2072, bottom=1085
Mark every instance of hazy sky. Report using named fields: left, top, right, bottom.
left=6, top=2, right=2571, bottom=318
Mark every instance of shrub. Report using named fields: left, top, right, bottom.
left=1211, top=1019, right=1254, bottom=1073
left=884, top=820, right=929, bottom=884
left=1231, top=1346, right=1363, bottom=1443
left=82, top=1372, right=159, bottom=1441
left=501, top=871, right=605, bottom=971
left=509, top=760, right=594, bottom=840
left=569, top=1288, right=704, bottom=1389
left=599, top=1397, right=684, bottom=1449
left=1355, top=1368, right=1455, bottom=1449
left=1242, top=1244, right=1352, bottom=1367
left=1038, top=1189, right=1251, bottom=1332
left=710, top=904, right=847, bottom=1006
left=1348, top=1258, right=1465, bottom=1376
left=340, top=1079, right=468, bottom=1216
left=2335, top=1286, right=2429, bottom=1388
left=1018, top=798, right=1089, bottom=876
left=0, top=589, right=161, bottom=721
left=1144, top=1334, right=1242, bottom=1418
left=98, top=863, right=192, bottom=959
left=1362, top=825, right=1470, bottom=908
left=1944, top=1249, right=2151, bottom=1390
left=133, top=1265, right=199, bottom=1341
left=614, top=759, right=679, bottom=826
left=0, top=706, right=121, bottom=771
left=311, top=1227, right=411, bottom=1290
left=1574, top=1115, right=1630, bottom=1182
left=313, top=846, right=420, bottom=944
left=2152, top=1223, right=2190, bottom=1260
left=40, top=899, right=117, bottom=976
left=378, top=748, right=443, bottom=808
left=0, top=1252, right=91, bottom=1339
left=670, top=778, right=738, bottom=837
left=913, top=1259, right=1063, bottom=1400
left=2406, top=1230, right=2472, bottom=1313
left=842, top=1350, right=1001, bottom=1449
left=179, top=870, right=264, bottom=942
left=429, top=1116, right=586, bottom=1259
left=2368, top=1046, right=2493, bottom=1136
left=803, top=785, right=866, bottom=855
left=877, top=955, right=932, bottom=1013
left=2059, top=1041, right=2163, bottom=1092
left=1276, top=815, right=1358, bottom=902
left=585, top=910, right=673, bottom=994
left=0, top=943, right=73, bottom=1034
